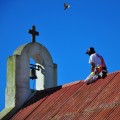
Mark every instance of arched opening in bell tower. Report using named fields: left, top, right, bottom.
left=29, top=54, right=45, bottom=91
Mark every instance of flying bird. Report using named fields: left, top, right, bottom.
left=64, top=3, right=70, bottom=10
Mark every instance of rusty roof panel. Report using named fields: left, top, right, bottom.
left=29, top=82, right=84, bottom=120
left=107, top=106, right=120, bottom=120
left=10, top=71, right=120, bottom=120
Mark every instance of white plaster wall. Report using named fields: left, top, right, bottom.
left=11, top=42, right=57, bottom=107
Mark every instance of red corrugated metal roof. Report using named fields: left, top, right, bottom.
left=10, top=71, right=120, bottom=120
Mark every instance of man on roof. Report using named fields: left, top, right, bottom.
left=84, top=47, right=108, bottom=85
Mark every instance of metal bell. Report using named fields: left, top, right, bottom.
left=30, top=68, right=37, bottom=80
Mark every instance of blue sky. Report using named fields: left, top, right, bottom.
left=0, top=0, right=120, bottom=111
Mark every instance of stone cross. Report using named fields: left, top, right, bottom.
left=28, top=25, right=39, bottom=42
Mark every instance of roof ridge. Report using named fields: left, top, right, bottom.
left=62, top=80, right=83, bottom=88
left=62, top=70, right=120, bottom=88
left=37, top=70, right=120, bottom=91
left=107, top=70, right=120, bottom=74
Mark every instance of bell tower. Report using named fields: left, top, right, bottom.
left=5, top=25, right=57, bottom=112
